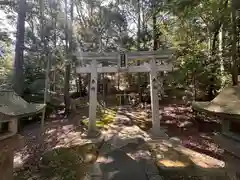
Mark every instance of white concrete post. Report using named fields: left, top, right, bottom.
left=150, top=59, right=161, bottom=136
left=88, top=60, right=98, bottom=135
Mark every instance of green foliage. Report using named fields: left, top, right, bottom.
left=1, top=0, right=239, bottom=100
left=159, top=0, right=237, bottom=99
left=0, top=31, right=13, bottom=88
left=83, top=107, right=117, bottom=128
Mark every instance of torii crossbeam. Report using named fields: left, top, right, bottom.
left=76, top=49, right=174, bottom=137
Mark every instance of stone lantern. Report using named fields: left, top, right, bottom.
left=0, top=90, right=45, bottom=180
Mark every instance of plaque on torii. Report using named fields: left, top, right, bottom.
left=119, top=52, right=127, bottom=69
left=75, top=49, right=174, bottom=137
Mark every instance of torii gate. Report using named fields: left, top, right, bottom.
left=76, top=49, right=174, bottom=137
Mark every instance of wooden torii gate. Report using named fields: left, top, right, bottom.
left=76, top=50, right=174, bottom=137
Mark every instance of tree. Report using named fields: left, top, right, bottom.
left=137, top=0, right=142, bottom=101
left=63, top=0, right=71, bottom=115
left=13, top=0, right=27, bottom=96
left=152, top=0, right=157, bottom=51
left=231, top=0, right=238, bottom=85
left=2, top=0, right=240, bottom=104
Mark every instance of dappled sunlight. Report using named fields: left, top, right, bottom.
left=13, top=113, right=88, bottom=169
left=149, top=138, right=225, bottom=177
left=97, top=155, right=115, bottom=163
left=36, top=144, right=97, bottom=180
left=82, top=107, right=117, bottom=128
left=127, top=149, right=152, bottom=160
left=13, top=110, right=103, bottom=180
left=158, top=159, right=188, bottom=168
left=174, top=145, right=225, bottom=169
left=11, top=101, right=234, bottom=180
left=149, top=141, right=193, bottom=170
left=101, top=124, right=151, bottom=151
left=44, top=123, right=101, bottom=150
left=116, top=125, right=151, bottom=141
left=14, top=151, right=29, bottom=168
left=182, top=134, right=224, bottom=160
left=45, top=128, right=56, bottom=135
left=178, top=121, right=192, bottom=128
left=165, top=119, right=177, bottom=124
left=138, top=103, right=223, bottom=159
left=124, top=102, right=225, bottom=166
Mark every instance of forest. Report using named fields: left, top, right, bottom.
left=1, top=0, right=240, bottom=180
left=0, top=0, right=239, bottom=103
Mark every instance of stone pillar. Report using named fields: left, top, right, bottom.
left=0, top=135, right=24, bottom=180
left=149, top=59, right=161, bottom=136
left=88, top=60, right=98, bottom=136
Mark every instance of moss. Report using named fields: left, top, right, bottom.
left=14, top=144, right=98, bottom=180
left=82, top=108, right=117, bottom=128
left=41, top=144, right=98, bottom=180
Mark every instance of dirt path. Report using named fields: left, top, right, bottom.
left=14, top=102, right=225, bottom=179
left=14, top=102, right=224, bottom=168
left=88, top=106, right=162, bottom=180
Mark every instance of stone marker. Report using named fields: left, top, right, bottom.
left=0, top=135, right=24, bottom=180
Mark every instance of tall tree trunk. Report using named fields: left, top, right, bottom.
left=152, top=0, right=157, bottom=51
left=137, top=0, right=141, bottom=51
left=142, top=1, right=147, bottom=49
left=207, top=0, right=229, bottom=99
left=37, top=0, right=49, bottom=141
left=52, top=18, right=57, bottom=92
left=211, top=0, right=228, bottom=55
left=13, top=0, right=26, bottom=96
left=231, top=0, right=238, bottom=85
left=64, top=0, right=71, bottom=115
left=219, top=25, right=225, bottom=87
left=53, top=22, right=57, bottom=92
left=40, top=0, right=50, bottom=103
left=142, top=1, right=148, bottom=92
left=64, top=64, right=71, bottom=114
left=137, top=0, right=143, bottom=102
left=49, top=1, right=55, bottom=92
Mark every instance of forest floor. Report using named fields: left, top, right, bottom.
left=129, top=100, right=224, bottom=160
left=13, top=100, right=236, bottom=180
left=14, top=107, right=98, bottom=180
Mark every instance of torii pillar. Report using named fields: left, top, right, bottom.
left=87, top=60, right=99, bottom=137
left=149, top=58, right=165, bottom=137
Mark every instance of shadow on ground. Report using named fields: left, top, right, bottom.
left=14, top=110, right=97, bottom=180
left=121, top=102, right=223, bottom=160
left=97, top=111, right=235, bottom=180
left=13, top=103, right=238, bottom=180
left=97, top=122, right=234, bottom=180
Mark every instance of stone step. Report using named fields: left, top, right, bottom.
left=88, top=149, right=149, bottom=180
left=148, top=138, right=225, bottom=176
